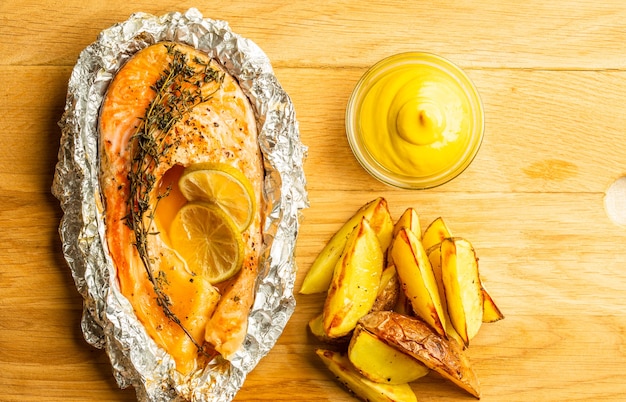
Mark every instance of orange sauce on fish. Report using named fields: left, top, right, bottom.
left=155, top=165, right=187, bottom=243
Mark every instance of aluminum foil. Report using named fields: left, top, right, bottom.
left=52, top=8, right=308, bottom=402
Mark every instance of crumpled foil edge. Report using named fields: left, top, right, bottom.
left=52, top=8, right=308, bottom=402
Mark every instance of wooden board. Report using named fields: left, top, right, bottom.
left=2, top=1, right=626, bottom=401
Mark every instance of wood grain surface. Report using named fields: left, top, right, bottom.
left=2, top=1, right=626, bottom=401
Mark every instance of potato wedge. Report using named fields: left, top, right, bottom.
left=323, top=218, right=384, bottom=338
left=440, top=238, right=483, bottom=345
left=387, top=207, right=421, bottom=270
left=424, top=219, right=503, bottom=327
left=316, top=349, right=418, bottom=402
left=359, top=311, right=481, bottom=399
left=368, top=199, right=395, bottom=252
left=393, top=207, right=421, bottom=239
left=391, top=228, right=447, bottom=337
left=428, top=244, right=465, bottom=346
left=421, top=216, right=452, bottom=251
left=373, top=208, right=418, bottom=313
left=300, top=197, right=393, bottom=294
left=348, top=324, right=429, bottom=384
left=308, top=313, right=330, bottom=342
left=308, top=313, right=350, bottom=344
left=371, top=266, right=400, bottom=312
left=481, top=285, right=505, bottom=323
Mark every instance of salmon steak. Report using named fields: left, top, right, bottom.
left=99, top=42, right=264, bottom=375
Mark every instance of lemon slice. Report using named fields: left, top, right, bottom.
left=179, top=163, right=256, bottom=231
left=170, top=202, right=244, bottom=283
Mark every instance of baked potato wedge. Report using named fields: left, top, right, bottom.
left=391, top=228, right=447, bottom=337
left=316, top=348, right=418, bottom=402
left=388, top=207, right=421, bottom=264
left=348, top=324, right=429, bottom=384
left=424, top=218, right=504, bottom=327
left=323, top=218, right=384, bottom=338
left=421, top=216, right=452, bottom=251
left=371, top=266, right=400, bottom=312
left=440, top=237, right=483, bottom=345
left=358, top=311, right=481, bottom=399
left=428, top=244, right=465, bottom=346
left=300, top=197, right=393, bottom=294
left=372, top=207, right=419, bottom=313
left=393, top=207, right=421, bottom=238
left=482, top=284, right=505, bottom=323
left=308, top=313, right=350, bottom=344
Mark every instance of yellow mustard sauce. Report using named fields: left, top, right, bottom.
left=358, top=64, right=472, bottom=177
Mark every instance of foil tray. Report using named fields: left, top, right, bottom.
left=52, top=8, right=308, bottom=402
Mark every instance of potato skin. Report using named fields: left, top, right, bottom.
left=358, top=311, right=481, bottom=399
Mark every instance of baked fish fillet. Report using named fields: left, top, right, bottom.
left=99, top=42, right=264, bottom=375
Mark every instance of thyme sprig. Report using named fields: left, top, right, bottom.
left=124, top=43, right=224, bottom=356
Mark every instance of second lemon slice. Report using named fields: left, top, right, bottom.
left=170, top=202, right=244, bottom=283
left=178, top=163, right=256, bottom=232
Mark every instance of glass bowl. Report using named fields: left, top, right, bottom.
left=346, top=52, right=484, bottom=189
